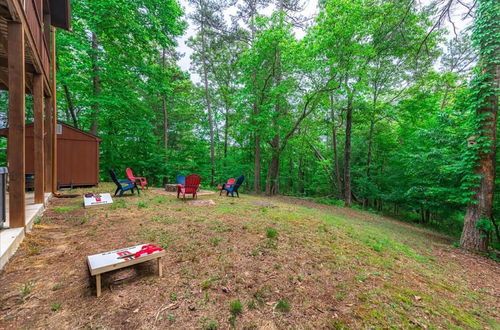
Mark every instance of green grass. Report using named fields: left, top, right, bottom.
left=18, top=281, right=35, bottom=302
left=275, top=299, right=291, bottom=313
left=9, top=184, right=497, bottom=329
left=229, top=300, right=243, bottom=316
left=204, top=320, right=218, bottom=330
left=54, top=206, right=76, bottom=213
left=50, top=302, right=62, bottom=311
left=137, top=201, right=148, bottom=208
left=210, top=237, right=222, bottom=247
left=110, top=199, right=128, bottom=209
left=247, top=299, right=256, bottom=310
left=51, top=283, right=63, bottom=291
left=266, top=228, right=278, bottom=239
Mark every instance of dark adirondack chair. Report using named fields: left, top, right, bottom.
left=218, top=178, right=235, bottom=195
left=110, top=170, right=140, bottom=197
left=126, top=168, right=148, bottom=189
left=177, top=174, right=201, bottom=200
left=222, top=175, right=244, bottom=197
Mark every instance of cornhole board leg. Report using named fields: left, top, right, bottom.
left=158, top=257, right=163, bottom=277
left=96, top=274, right=101, bottom=297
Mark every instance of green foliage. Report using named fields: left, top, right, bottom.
left=266, top=228, right=278, bottom=239
left=275, top=299, right=291, bottom=313
left=475, top=218, right=493, bottom=233
left=229, top=299, right=243, bottom=316
left=50, top=302, right=62, bottom=311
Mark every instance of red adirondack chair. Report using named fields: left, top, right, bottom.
left=218, top=178, right=235, bottom=195
left=126, top=168, right=148, bottom=189
left=177, top=174, right=201, bottom=200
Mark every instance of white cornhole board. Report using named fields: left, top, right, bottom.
left=87, top=244, right=166, bottom=296
left=83, top=193, right=113, bottom=208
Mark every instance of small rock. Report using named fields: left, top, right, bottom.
left=188, top=199, right=216, bottom=206
left=188, top=305, right=196, bottom=311
left=222, top=286, right=231, bottom=293
left=251, top=201, right=277, bottom=208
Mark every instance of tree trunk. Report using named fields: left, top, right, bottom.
left=90, top=32, right=100, bottom=136
left=366, top=119, right=375, bottom=178
left=56, top=59, right=78, bottom=128
left=161, top=49, right=168, bottom=163
left=254, top=133, right=261, bottom=192
left=201, top=24, right=216, bottom=186
left=266, top=141, right=280, bottom=196
left=298, top=153, right=304, bottom=194
left=460, top=0, right=499, bottom=252
left=62, top=84, right=78, bottom=128
left=344, top=93, right=354, bottom=207
left=250, top=1, right=261, bottom=193
left=224, top=103, right=229, bottom=159
left=162, top=96, right=168, bottom=156
left=330, top=95, right=342, bottom=200
left=265, top=0, right=284, bottom=196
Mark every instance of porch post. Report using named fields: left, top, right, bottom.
left=7, top=21, right=25, bottom=228
left=44, top=97, right=52, bottom=192
left=51, top=27, right=57, bottom=193
left=33, top=73, right=44, bottom=204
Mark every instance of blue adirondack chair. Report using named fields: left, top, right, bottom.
left=222, top=175, right=244, bottom=197
left=176, top=174, right=186, bottom=185
left=110, top=170, right=140, bottom=196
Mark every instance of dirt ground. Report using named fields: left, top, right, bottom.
left=0, top=185, right=498, bottom=329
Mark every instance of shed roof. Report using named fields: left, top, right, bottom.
left=0, top=121, right=102, bottom=142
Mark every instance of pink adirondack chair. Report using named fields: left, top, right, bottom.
left=177, top=174, right=201, bottom=200
left=218, top=178, right=235, bottom=195
left=126, top=168, right=148, bottom=189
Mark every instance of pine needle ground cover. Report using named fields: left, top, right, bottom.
left=0, top=183, right=498, bottom=329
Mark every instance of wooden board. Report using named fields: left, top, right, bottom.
left=87, top=244, right=166, bottom=276
left=83, top=193, right=113, bottom=208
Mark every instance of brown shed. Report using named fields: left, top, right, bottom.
left=0, top=122, right=101, bottom=187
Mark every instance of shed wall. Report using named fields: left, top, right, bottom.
left=19, top=123, right=99, bottom=186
